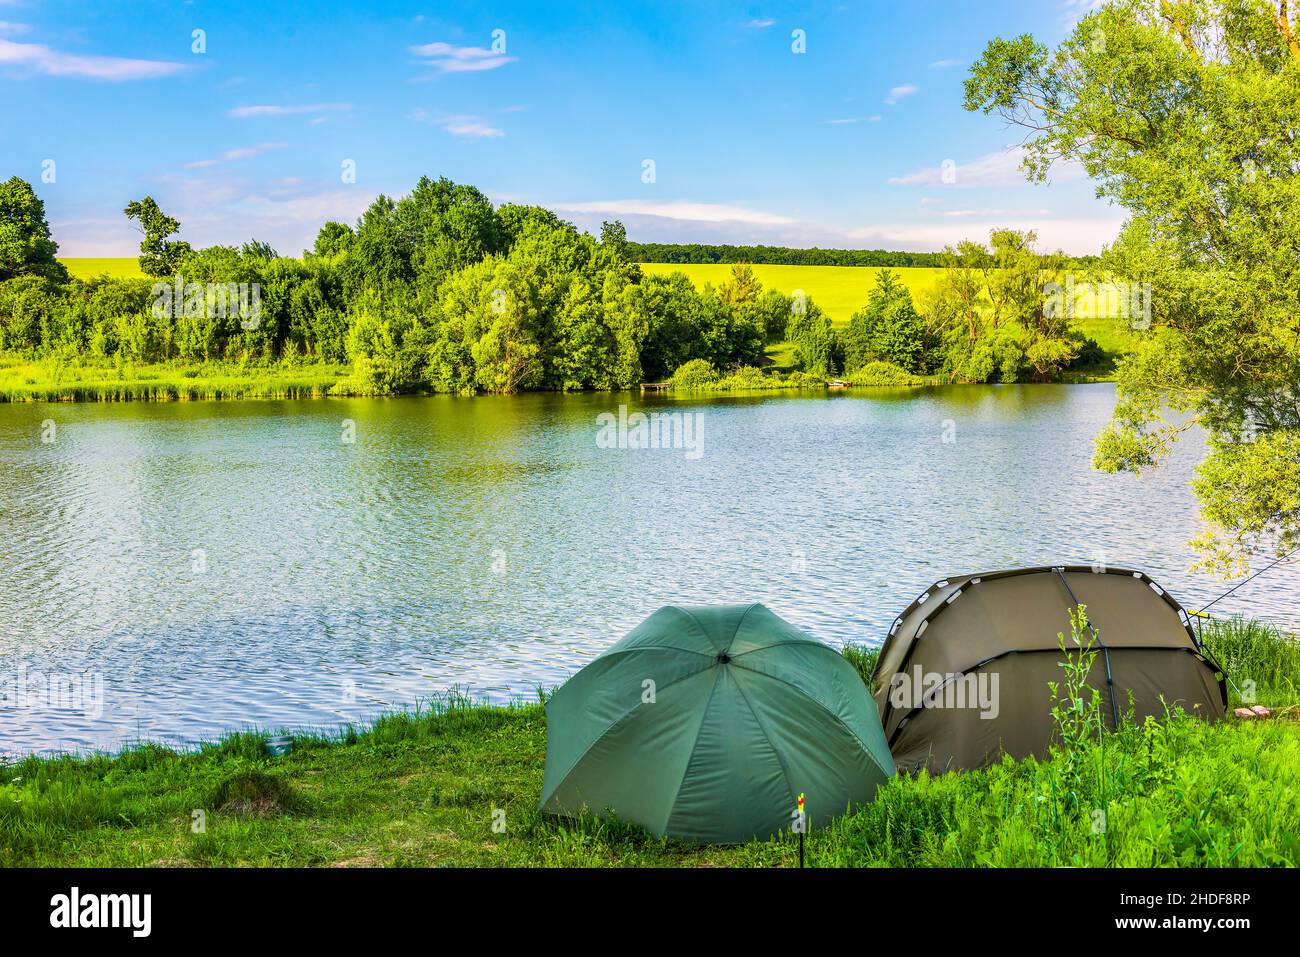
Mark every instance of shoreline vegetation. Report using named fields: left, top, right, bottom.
left=0, top=356, right=1116, bottom=404
left=3, top=174, right=1137, bottom=407
left=3, top=616, right=1297, bottom=867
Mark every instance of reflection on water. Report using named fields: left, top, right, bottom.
left=0, top=384, right=1295, bottom=755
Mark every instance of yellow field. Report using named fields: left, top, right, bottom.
left=60, top=258, right=145, bottom=280
left=641, top=261, right=1143, bottom=358
left=640, top=262, right=944, bottom=326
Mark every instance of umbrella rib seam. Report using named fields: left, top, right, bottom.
left=727, top=669, right=800, bottom=819
left=543, top=663, right=717, bottom=806
left=662, top=667, right=723, bottom=836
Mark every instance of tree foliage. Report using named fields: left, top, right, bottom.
left=966, top=0, right=1300, bottom=570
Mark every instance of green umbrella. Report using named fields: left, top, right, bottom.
left=540, top=604, right=895, bottom=844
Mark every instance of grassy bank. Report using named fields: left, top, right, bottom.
left=0, top=356, right=349, bottom=402
left=2, top=618, right=1296, bottom=868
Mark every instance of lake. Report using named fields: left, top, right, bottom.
left=1, top=383, right=1296, bottom=756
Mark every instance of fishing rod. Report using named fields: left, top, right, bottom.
left=1194, top=543, right=1300, bottom=617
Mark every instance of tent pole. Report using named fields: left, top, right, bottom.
left=1054, top=567, right=1121, bottom=729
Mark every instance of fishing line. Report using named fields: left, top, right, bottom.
left=1196, top=543, right=1300, bottom=616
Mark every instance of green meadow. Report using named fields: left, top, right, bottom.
left=3, top=617, right=1296, bottom=868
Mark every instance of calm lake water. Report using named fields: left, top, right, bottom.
left=1, top=384, right=1296, bottom=756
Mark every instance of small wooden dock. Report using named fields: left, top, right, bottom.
left=640, top=382, right=671, bottom=392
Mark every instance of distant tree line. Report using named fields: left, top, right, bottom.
left=627, top=241, right=1099, bottom=269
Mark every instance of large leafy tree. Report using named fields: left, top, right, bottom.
left=0, top=177, right=68, bottom=283
left=123, top=196, right=192, bottom=278
left=966, top=0, right=1300, bottom=572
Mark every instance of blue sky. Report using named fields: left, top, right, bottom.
left=0, top=0, right=1120, bottom=257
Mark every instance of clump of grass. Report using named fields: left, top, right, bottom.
left=840, top=644, right=880, bottom=690
left=209, top=771, right=302, bottom=816
left=1198, top=615, right=1300, bottom=706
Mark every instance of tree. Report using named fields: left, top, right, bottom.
left=599, top=220, right=629, bottom=260
left=0, top=177, right=67, bottom=283
left=843, top=269, right=927, bottom=373
left=718, top=263, right=762, bottom=306
left=123, top=196, right=192, bottom=278
left=787, top=300, right=837, bottom=376
left=313, top=221, right=354, bottom=258
left=966, top=0, right=1300, bottom=571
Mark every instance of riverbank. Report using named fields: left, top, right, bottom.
left=0, top=354, right=1115, bottom=403
left=4, top=618, right=1297, bottom=867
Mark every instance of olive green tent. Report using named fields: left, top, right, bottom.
left=540, top=604, right=895, bottom=844
left=870, top=566, right=1228, bottom=774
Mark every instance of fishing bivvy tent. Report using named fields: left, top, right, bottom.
left=540, top=604, right=895, bottom=844
left=870, top=566, right=1228, bottom=774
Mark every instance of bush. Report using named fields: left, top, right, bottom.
left=845, top=360, right=922, bottom=386
left=669, top=358, right=718, bottom=390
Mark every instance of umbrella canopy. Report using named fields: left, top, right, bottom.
left=540, top=604, right=894, bottom=844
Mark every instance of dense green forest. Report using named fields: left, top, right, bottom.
left=1, top=174, right=1105, bottom=395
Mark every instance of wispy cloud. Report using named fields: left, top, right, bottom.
left=884, top=84, right=919, bottom=105
left=930, top=207, right=1053, bottom=218
left=821, top=115, right=881, bottom=125
left=746, top=18, right=776, bottom=29
left=929, top=58, right=962, bottom=69
left=409, top=109, right=505, bottom=137
left=0, top=36, right=185, bottom=80
left=184, top=142, right=288, bottom=170
left=554, top=199, right=793, bottom=226
left=226, top=102, right=351, bottom=119
left=410, top=41, right=515, bottom=73
left=889, top=147, right=1084, bottom=187
left=0, top=21, right=31, bottom=34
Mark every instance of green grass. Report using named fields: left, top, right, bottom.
left=1199, top=616, right=1300, bottom=707
left=3, top=618, right=1295, bottom=867
left=60, top=258, right=146, bottom=281
left=0, top=356, right=349, bottom=402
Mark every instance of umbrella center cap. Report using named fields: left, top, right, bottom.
left=716, top=652, right=731, bottom=664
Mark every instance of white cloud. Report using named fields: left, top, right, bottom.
left=889, top=147, right=1085, bottom=187
left=821, top=116, right=881, bottom=125
left=554, top=199, right=794, bottom=226
left=0, top=36, right=185, bottom=81
left=884, top=84, right=919, bottom=105
left=746, top=18, right=776, bottom=29
left=225, top=103, right=351, bottom=118
left=409, top=109, right=505, bottom=137
left=410, top=41, right=516, bottom=73
left=0, top=20, right=30, bottom=34
left=929, top=58, right=962, bottom=69
left=845, top=216, right=1123, bottom=255
left=184, top=142, right=287, bottom=169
